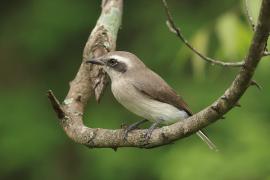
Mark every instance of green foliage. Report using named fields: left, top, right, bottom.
left=0, top=0, right=269, bottom=179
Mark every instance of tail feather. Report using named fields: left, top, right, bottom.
left=196, top=130, right=218, bottom=152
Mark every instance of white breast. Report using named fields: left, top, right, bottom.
left=111, top=78, right=189, bottom=125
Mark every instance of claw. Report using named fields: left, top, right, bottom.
left=123, top=119, right=148, bottom=141
left=144, top=130, right=153, bottom=142
left=144, top=119, right=163, bottom=143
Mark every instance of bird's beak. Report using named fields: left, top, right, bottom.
left=85, top=58, right=105, bottom=66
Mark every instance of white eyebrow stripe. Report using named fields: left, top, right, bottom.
left=111, top=55, right=132, bottom=67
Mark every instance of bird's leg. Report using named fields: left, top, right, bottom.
left=144, top=119, right=163, bottom=142
left=124, top=119, right=148, bottom=140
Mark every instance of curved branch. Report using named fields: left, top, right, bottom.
left=48, top=0, right=123, bottom=144
left=48, top=0, right=270, bottom=149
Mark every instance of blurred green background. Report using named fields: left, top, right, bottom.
left=1, top=0, right=270, bottom=179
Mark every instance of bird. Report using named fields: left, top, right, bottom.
left=86, top=51, right=217, bottom=151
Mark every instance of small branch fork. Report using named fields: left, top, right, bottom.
left=48, top=0, right=270, bottom=149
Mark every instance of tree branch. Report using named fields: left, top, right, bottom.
left=47, top=90, right=65, bottom=119
left=48, top=0, right=270, bottom=149
left=250, top=80, right=262, bottom=90
left=161, top=0, right=245, bottom=67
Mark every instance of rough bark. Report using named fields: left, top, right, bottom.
left=48, top=0, right=270, bottom=149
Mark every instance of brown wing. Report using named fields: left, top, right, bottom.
left=131, top=68, right=193, bottom=116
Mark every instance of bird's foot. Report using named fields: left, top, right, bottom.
left=144, top=130, right=153, bottom=142
left=144, top=119, right=163, bottom=143
left=123, top=119, right=148, bottom=141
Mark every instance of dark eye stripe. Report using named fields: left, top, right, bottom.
left=113, top=62, right=127, bottom=73
left=108, top=58, right=117, bottom=66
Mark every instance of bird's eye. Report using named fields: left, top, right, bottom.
left=108, top=58, right=118, bottom=66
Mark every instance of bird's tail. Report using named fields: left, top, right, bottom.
left=196, top=130, right=218, bottom=152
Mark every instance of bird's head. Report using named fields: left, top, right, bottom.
left=86, top=51, right=145, bottom=80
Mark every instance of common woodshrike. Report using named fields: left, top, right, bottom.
left=86, top=51, right=217, bottom=151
